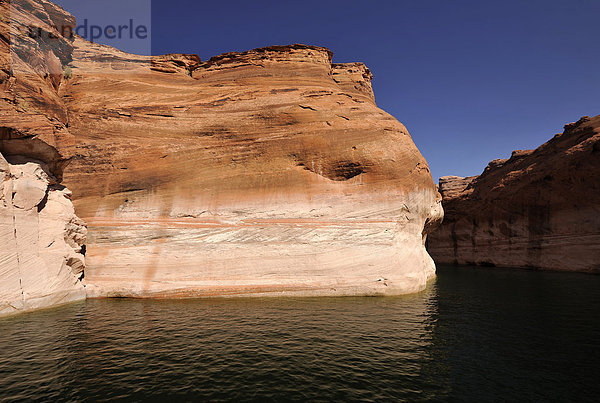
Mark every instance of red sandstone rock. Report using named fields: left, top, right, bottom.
left=1, top=0, right=443, bottom=312
left=60, top=36, right=443, bottom=298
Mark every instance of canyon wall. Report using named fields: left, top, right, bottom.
left=428, top=116, right=600, bottom=273
left=59, top=38, right=443, bottom=297
left=0, top=0, right=86, bottom=316
left=1, top=0, right=442, bottom=308
left=61, top=39, right=443, bottom=297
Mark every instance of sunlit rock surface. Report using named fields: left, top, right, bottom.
left=428, top=115, right=600, bottom=273
left=0, top=154, right=86, bottom=316
left=61, top=40, right=443, bottom=297
left=2, top=0, right=443, bottom=304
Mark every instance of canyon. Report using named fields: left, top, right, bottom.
left=0, top=0, right=442, bottom=315
left=427, top=115, right=600, bottom=273
left=6, top=0, right=596, bottom=320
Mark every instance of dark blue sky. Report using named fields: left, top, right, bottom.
left=56, top=0, right=600, bottom=181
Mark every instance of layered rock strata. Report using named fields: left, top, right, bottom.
left=428, top=116, right=600, bottom=273
left=60, top=36, right=442, bottom=297
left=2, top=0, right=443, bottom=305
left=0, top=0, right=86, bottom=316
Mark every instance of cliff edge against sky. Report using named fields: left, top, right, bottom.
left=428, top=115, right=600, bottom=272
left=63, top=38, right=443, bottom=299
left=0, top=0, right=442, bottom=315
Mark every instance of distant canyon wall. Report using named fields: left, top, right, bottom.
left=428, top=115, right=600, bottom=273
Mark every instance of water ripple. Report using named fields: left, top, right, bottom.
left=0, top=266, right=598, bottom=401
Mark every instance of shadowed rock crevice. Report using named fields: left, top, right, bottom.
left=299, top=160, right=367, bottom=181
left=291, top=154, right=371, bottom=181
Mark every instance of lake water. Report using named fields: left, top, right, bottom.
left=1, top=265, right=598, bottom=401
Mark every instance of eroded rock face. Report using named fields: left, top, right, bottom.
left=0, top=0, right=86, bottom=316
left=3, top=0, right=442, bottom=302
left=0, top=0, right=77, bottom=169
left=428, top=115, right=600, bottom=273
left=59, top=35, right=442, bottom=297
left=0, top=153, right=86, bottom=316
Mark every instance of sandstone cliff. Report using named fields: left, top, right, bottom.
left=1, top=0, right=442, bottom=306
left=428, top=116, right=600, bottom=273
left=61, top=39, right=443, bottom=298
left=0, top=0, right=86, bottom=316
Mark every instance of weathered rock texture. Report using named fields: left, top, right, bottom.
left=61, top=38, right=443, bottom=298
left=2, top=0, right=442, bottom=303
left=60, top=38, right=444, bottom=297
left=0, top=0, right=86, bottom=316
left=0, top=154, right=86, bottom=316
left=428, top=116, right=600, bottom=273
